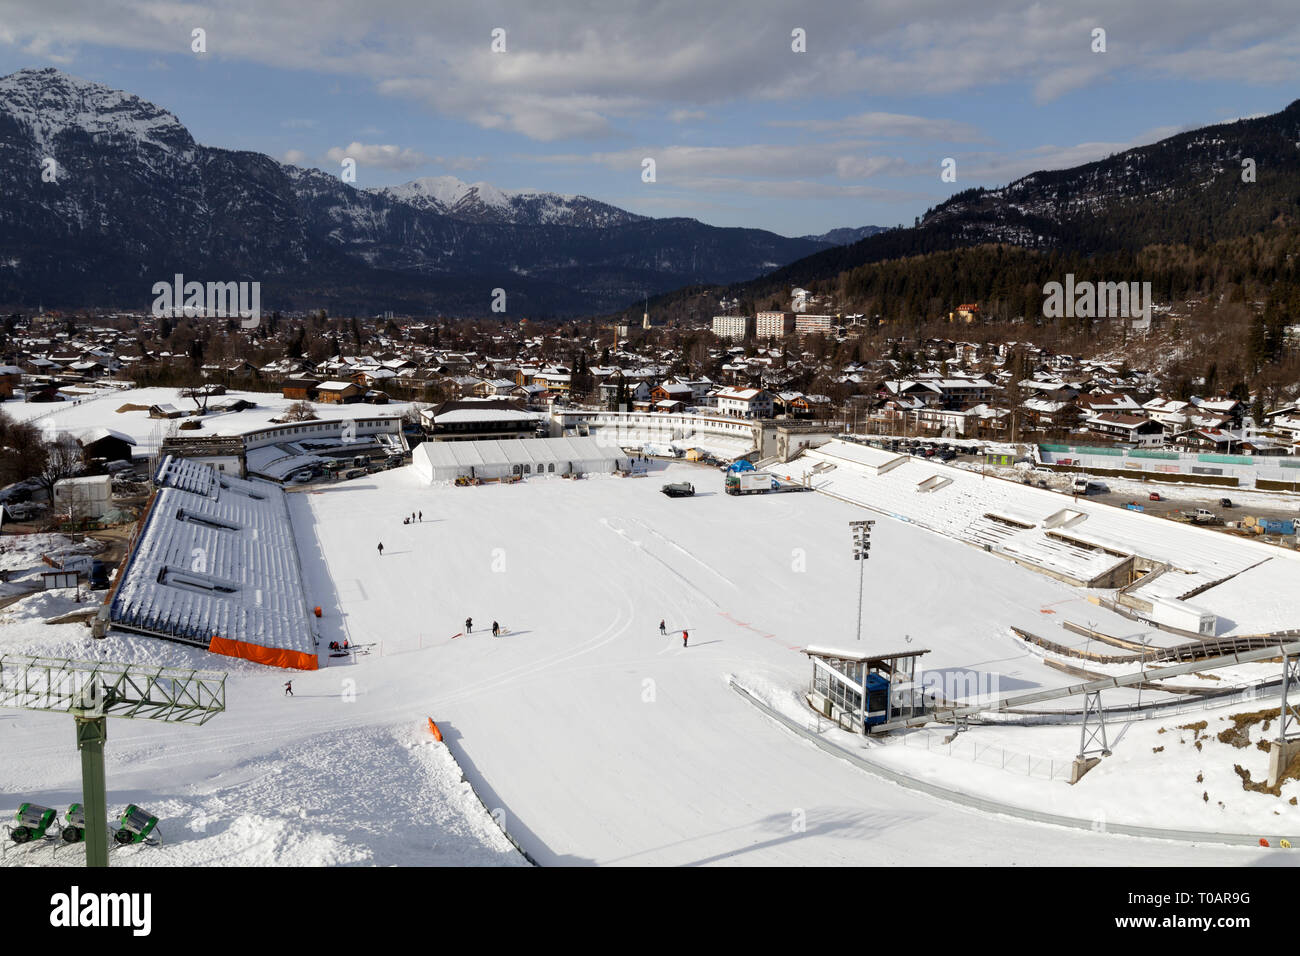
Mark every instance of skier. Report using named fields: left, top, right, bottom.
left=283, top=681, right=294, bottom=697
left=492, top=621, right=500, bottom=638
left=682, top=629, right=689, bottom=648
left=377, top=542, right=384, bottom=557
left=465, top=617, right=473, bottom=634
left=411, top=511, right=416, bottom=522
left=418, top=510, right=423, bottom=522
left=659, top=619, right=666, bottom=635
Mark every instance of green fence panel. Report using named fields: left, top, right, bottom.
left=1279, top=458, right=1300, bottom=469
left=1128, top=449, right=1180, bottom=460
left=1197, top=453, right=1255, bottom=466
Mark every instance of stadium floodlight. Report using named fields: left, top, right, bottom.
left=849, top=520, right=875, bottom=642
left=0, top=653, right=225, bottom=867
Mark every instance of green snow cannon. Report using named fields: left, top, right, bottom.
left=113, top=804, right=160, bottom=846
left=10, top=803, right=56, bottom=843
left=61, top=804, right=86, bottom=844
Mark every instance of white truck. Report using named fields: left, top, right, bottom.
left=726, top=471, right=776, bottom=495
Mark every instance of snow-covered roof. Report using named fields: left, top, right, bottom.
left=413, top=436, right=628, bottom=479
left=433, top=408, right=536, bottom=424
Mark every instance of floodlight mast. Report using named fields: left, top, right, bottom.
left=0, top=654, right=226, bottom=867
left=849, top=520, right=874, bottom=642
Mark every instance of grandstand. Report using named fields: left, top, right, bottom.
left=799, top=439, right=1300, bottom=636
left=108, top=456, right=317, bottom=669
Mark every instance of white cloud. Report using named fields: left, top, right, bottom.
left=324, top=141, right=431, bottom=170
left=770, top=111, right=982, bottom=142
left=1, top=0, right=1296, bottom=141
left=281, top=148, right=307, bottom=165
left=535, top=143, right=912, bottom=181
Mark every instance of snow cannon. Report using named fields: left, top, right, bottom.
left=113, top=805, right=161, bottom=847
left=8, top=803, right=56, bottom=843
left=61, top=804, right=86, bottom=844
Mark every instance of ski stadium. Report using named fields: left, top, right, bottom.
left=4, top=432, right=1300, bottom=867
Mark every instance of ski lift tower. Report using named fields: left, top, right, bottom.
left=0, top=653, right=226, bottom=867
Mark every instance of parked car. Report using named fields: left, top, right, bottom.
left=342, top=468, right=367, bottom=480
left=5, top=501, right=45, bottom=520
left=1219, top=498, right=1234, bottom=508
left=288, top=470, right=314, bottom=483
left=88, top=561, right=110, bottom=590
left=1148, top=492, right=1161, bottom=501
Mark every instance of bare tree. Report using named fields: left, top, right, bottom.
left=35, top=432, right=83, bottom=506
left=0, top=409, right=47, bottom=487
left=283, top=400, right=319, bottom=422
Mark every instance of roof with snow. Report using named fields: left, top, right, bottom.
left=109, top=456, right=316, bottom=670
left=413, top=436, right=630, bottom=482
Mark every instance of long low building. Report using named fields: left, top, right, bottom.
left=412, top=436, right=631, bottom=483
left=108, top=455, right=317, bottom=669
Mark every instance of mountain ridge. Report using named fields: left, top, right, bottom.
left=0, top=67, right=831, bottom=316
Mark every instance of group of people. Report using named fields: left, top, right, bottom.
left=465, top=617, right=503, bottom=638
left=328, top=640, right=350, bottom=652
left=659, top=619, right=688, bottom=647
left=381, top=511, right=425, bottom=547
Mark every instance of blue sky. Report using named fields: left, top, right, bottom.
left=0, top=0, right=1295, bottom=236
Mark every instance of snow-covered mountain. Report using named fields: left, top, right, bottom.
left=373, top=176, right=645, bottom=228
left=0, top=67, right=195, bottom=156
left=0, top=68, right=828, bottom=316
left=799, top=225, right=890, bottom=246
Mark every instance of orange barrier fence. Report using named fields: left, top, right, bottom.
left=209, top=635, right=318, bottom=671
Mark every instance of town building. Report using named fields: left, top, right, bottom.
left=712, top=315, right=754, bottom=341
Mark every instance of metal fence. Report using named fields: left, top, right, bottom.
left=889, top=728, right=1071, bottom=781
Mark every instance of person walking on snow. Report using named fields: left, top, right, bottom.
left=411, top=511, right=415, bottom=522
left=377, top=542, right=384, bottom=557
left=465, top=617, right=473, bottom=634
left=492, top=621, right=500, bottom=637
left=283, top=681, right=294, bottom=697
left=418, top=510, right=423, bottom=522
left=659, top=619, right=666, bottom=635
left=682, top=629, right=689, bottom=648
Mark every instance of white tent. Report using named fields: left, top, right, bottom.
left=413, top=436, right=631, bottom=482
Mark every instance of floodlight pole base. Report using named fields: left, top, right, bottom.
left=75, top=716, right=109, bottom=868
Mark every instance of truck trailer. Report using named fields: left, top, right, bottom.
left=726, top=471, right=777, bottom=495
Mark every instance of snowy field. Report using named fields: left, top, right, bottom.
left=283, top=463, right=1291, bottom=864
left=3, top=461, right=1295, bottom=866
